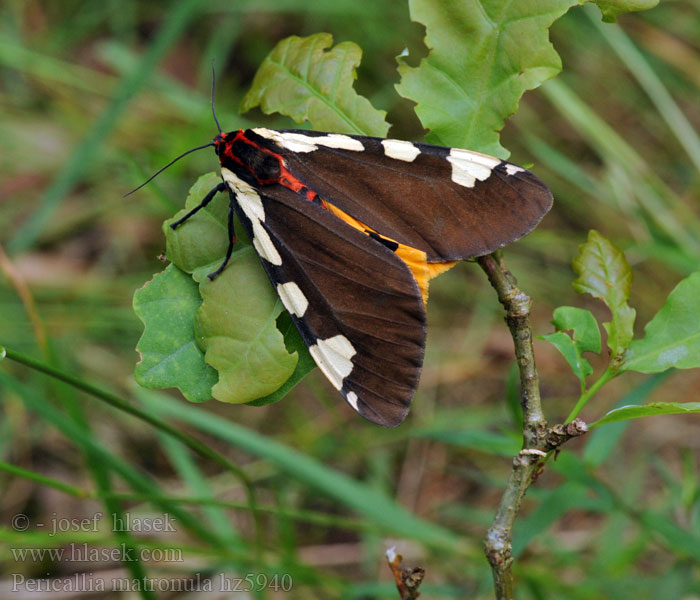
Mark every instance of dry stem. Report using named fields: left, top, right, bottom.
left=477, top=253, right=586, bottom=599
left=386, top=547, right=425, bottom=599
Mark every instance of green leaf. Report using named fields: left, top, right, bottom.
left=395, top=0, right=579, bottom=156
left=572, top=230, right=636, bottom=356
left=539, top=306, right=601, bottom=385
left=594, top=0, right=659, bottom=23
left=164, top=172, right=232, bottom=274
left=192, top=247, right=299, bottom=404
left=621, top=272, right=700, bottom=373
left=241, top=33, right=389, bottom=137
left=394, top=1, right=658, bottom=153
left=155, top=175, right=313, bottom=406
left=245, top=311, right=317, bottom=407
left=589, top=402, right=700, bottom=428
left=540, top=331, right=593, bottom=384
left=133, top=264, right=217, bottom=403
left=552, top=306, right=602, bottom=354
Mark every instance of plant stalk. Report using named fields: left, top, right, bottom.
left=477, top=253, right=549, bottom=600
left=565, top=366, right=616, bottom=423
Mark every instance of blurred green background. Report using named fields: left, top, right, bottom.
left=1, top=1, right=699, bottom=598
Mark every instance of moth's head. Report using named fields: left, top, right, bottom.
left=212, top=132, right=226, bottom=153
left=212, top=130, right=240, bottom=160
left=214, top=130, right=285, bottom=186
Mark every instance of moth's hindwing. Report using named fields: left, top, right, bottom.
left=221, top=167, right=426, bottom=427
left=249, top=128, right=553, bottom=262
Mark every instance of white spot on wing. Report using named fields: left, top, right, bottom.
left=346, top=391, right=359, bottom=411
left=505, top=164, right=525, bottom=176
left=221, top=168, right=264, bottom=220
left=313, top=134, right=364, bottom=151
left=251, top=222, right=282, bottom=266
left=221, top=167, right=282, bottom=266
left=277, top=282, right=309, bottom=317
left=251, top=127, right=277, bottom=141
left=253, top=129, right=364, bottom=153
left=309, top=334, right=356, bottom=390
left=277, top=133, right=319, bottom=153
left=381, top=139, right=420, bottom=162
left=447, top=148, right=501, bottom=188
left=251, top=127, right=298, bottom=150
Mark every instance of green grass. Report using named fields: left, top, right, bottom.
left=1, top=2, right=699, bottom=598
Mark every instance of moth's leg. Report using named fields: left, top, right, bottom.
left=170, top=182, right=227, bottom=229
left=207, top=189, right=237, bottom=280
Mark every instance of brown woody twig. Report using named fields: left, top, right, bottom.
left=477, top=253, right=587, bottom=600
left=386, top=546, right=425, bottom=600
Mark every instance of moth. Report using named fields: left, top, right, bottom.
left=132, top=105, right=552, bottom=427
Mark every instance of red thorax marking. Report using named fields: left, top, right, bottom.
left=218, top=131, right=320, bottom=204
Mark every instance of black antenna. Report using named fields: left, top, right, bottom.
left=124, top=142, right=215, bottom=197
left=211, top=58, right=222, bottom=134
